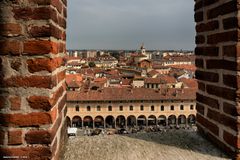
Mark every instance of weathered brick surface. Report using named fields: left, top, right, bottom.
left=25, top=130, right=51, bottom=144
left=8, top=130, right=22, bottom=145
left=9, top=96, right=21, bottom=110
left=0, top=0, right=67, bottom=159
left=195, top=0, right=240, bottom=158
left=0, top=112, right=52, bottom=127
left=27, top=57, right=64, bottom=73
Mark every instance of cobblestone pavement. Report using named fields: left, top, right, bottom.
left=63, top=129, right=230, bottom=160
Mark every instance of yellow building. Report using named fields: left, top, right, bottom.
left=66, top=88, right=196, bottom=128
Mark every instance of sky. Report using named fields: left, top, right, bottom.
left=67, top=0, right=195, bottom=50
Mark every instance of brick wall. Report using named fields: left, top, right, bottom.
left=195, top=0, right=240, bottom=159
left=0, top=0, right=67, bottom=160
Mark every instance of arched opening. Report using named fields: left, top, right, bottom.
left=178, top=115, right=186, bottom=126
left=66, top=116, right=71, bottom=127
left=72, top=116, right=82, bottom=128
left=148, top=115, right=157, bottom=126
left=168, top=115, right=176, bottom=126
left=188, top=114, right=196, bottom=125
left=137, top=115, right=146, bottom=127
left=127, top=115, right=136, bottom=127
left=94, top=116, right=104, bottom=128
left=116, top=115, right=126, bottom=128
left=158, top=115, right=167, bottom=126
left=105, top=115, right=115, bottom=128
left=83, top=116, right=93, bottom=128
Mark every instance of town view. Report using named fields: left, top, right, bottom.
left=63, top=45, right=228, bottom=160
left=0, top=0, right=235, bottom=160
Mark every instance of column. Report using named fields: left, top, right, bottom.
left=0, top=0, right=67, bottom=159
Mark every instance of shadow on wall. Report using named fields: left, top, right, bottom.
left=120, top=129, right=230, bottom=159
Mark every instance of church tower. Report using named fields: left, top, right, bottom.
left=140, top=43, right=146, bottom=55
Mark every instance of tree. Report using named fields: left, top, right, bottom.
left=89, top=61, right=96, bottom=68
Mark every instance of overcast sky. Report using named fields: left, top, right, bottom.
left=67, top=0, right=195, bottom=50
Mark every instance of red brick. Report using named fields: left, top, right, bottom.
left=194, top=1, right=202, bottom=11
left=223, top=74, right=238, bottom=88
left=223, top=45, right=240, bottom=57
left=196, top=21, right=219, bottom=33
left=1, top=75, right=57, bottom=89
left=0, top=40, right=21, bottom=55
left=27, top=57, right=63, bottom=73
left=51, top=136, right=58, bottom=155
left=197, top=113, right=219, bottom=136
left=207, top=108, right=220, bottom=123
left=50, top=113, right=62, bottom=140
left=0, top=130, right=5, bottom=145
left=0, top=23, right=22, bottom=37
left=195, top=35, right=205, bottom=44
left=0, top=96, right=6, bottom=109
left=9, top=96, right=21, bottom=110
left=27, top=0, right=51, bottom=5
left=57, top=69, right=66, bottom=83
left=196, top=93, right=219, bottom=109
left=0, top=147, right=51, bottom=159
left=51, top=0, right=63, bottom=13
left=63, top=6, right=67, bottom=18
left=195, top=58, right=204, bottom=68
left=27, top=96, right=52, bottom=111
left=28, top=24, right=63, bottom=39
left=220, top=114, right=238, bottom=131
left=59, top=16, right=66, bottom=28
left=206, top=84, right=236, bottom=101
left=13, top=7, right=55, bottom=21
left=207, top=1, right=238, bottom=19
left=194, top=0, right=219, bottom=11
left=194, top=11, right=203, bottom=22
left=196, top=103, right=205, bottom=115
left=223, top=102, right=239, bottom=117
left=223, top=130, right=239, bottom=148
left=0, top=112, right=52, bottom=127
left=28, top=25, right=51, bottom=37
left=195, top=70, right=219, bottom=82
left=8, top=130, right=22, bottom=145
left=62, top=0, right=67, bottom=6
left=197, top=125, right=235, bottom=157
left=23, top=40, right=58, bottom=55
left=207, top=30, right=239, bottom=44
left=51, top=86, right=64, bottom=107
left=223, top=17, right=238, bottom=30
left=206, top=59, right=238, bottom=71
left=197, top=81, right=205, bottom=91
left=62, top=31, right=66, bottom=41
left=195, top=46, right=219, bottom=56
left=58, top=94, right=66, bottom=114
left=25, top=130, right=51, bottom=144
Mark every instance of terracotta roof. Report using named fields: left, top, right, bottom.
left=147, top=70, right=159, bottom=77
left=66, top=74, right=83, bottom=84
left=169, top=64, right=196, bottom=71
left=67, top=88, right=196, bottom=102
left=145, top=76, right=176, bottom=84
left=178, top=78, right=198, bottom=89
left=121, top=79, right=132, bottom=85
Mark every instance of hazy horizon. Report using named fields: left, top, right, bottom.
left=67, top=0, right=195, bottom=50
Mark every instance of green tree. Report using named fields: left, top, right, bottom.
left=89, top=61, right=96, bottom=68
